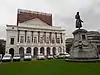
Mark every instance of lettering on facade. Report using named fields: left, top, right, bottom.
left=18, top=9, right=52, bottom=16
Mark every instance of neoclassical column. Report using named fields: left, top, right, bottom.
left=31, top=47, right=34, bottom=56
left=50, top=47, right=53, bottom=55
left=24, top=47, right=27, bottom=54
left=44, top=47, right=47, bottom=56
left=38, top=47, right=40, bottom=55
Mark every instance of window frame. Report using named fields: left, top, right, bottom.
left=10, top=38, right=14, bottom=45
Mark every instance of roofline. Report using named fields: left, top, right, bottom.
left=18, top=9, right=52, bottom=16
left=6, top=24, right=65, bottom=31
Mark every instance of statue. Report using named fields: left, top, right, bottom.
left=75, top=12, right=83, bottom=29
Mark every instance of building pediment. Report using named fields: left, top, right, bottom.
left=19, top=18, right=52, bottom=27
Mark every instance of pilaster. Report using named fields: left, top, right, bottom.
left=31, top=47, right=34, bottom=56
left=50, top=47, right=53, bottom=55
left=24, top=47, right=27, bottom=54
left=38, top=47, right=40, bottom=55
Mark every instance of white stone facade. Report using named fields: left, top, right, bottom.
left=6, top=18, right=66, bottom=57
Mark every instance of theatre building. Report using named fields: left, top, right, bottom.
left=6, top=9, right=66, bottom=57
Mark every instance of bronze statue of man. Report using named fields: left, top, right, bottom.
left=75, top=12, right=83, bottom=29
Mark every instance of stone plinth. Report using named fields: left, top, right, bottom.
left=69, top=29, right=99, bottom=59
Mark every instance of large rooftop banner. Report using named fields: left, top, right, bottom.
left=17, top=9, right=52, bottom=26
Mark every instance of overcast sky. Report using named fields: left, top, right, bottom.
left=0, top=0, right=100, bottom=40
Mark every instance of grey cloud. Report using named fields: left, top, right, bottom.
left=81, top=1, right=100, bottom=30
left=46, top=0, right=100, bottom=37
left=1, top=0, right=100, bottom=39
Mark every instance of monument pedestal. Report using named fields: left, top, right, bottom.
left=69, top=29, right=99, bottom=60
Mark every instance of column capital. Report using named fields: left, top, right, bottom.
left=44, top=47, right=47, bottom=49
left=24, top=47, right=27, bottom=49
left=31, top=47, right=34, bottom=49
left=50, top=47, right=53, bottom=50
left=38, top=47, right=41, bottom=49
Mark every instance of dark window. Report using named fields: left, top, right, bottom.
left=55, top=33, right=57, bottom=43
left=10, top=38, right=14, bottom=45
left=25, top=30, right=27, bottom=42
left=60, top=33, right=63, bottom=43
left=49, top=32, right=52, bottom=43
left=82, top=35, right=86, bottom=40
left=27, top=36, right=30, bottom=43
left=20, top=36, right=24, bottom=43
left=34, top=37, right=37, bottom=43
left=38, top=31, right=40, bottom=43
left=31, top=31, right=33, bottom=42
left=18, top=30, right=20, bottom=42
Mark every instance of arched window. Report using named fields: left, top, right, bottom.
left=52, top=47, right=56, bottom=55
left=34, top=47, right=38, bottom=56
left=19, top=47, right=24, bottom=58
left=47, top=47, right=50, bottom=55
left=9, top=48, right=14, bottom=57
left=26, top=47, right=31, bottom=54
left=40, top=47, right=44, bottom=55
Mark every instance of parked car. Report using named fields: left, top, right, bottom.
left=64, top=53, right=70, bottom=58
left=24, top=53, right=32, bottom=61
left=13, top=54, right=21, bottom=61
left=47, top=55, right=54, bottom=59
left=57, top=53, right=70, bottom=59
left=0, top=54, right=2, bottom=61
left=2, top=54, right=12, bottom=62
left=53, top=55, right=58, bottom=59
left=37, top=54, right=45, bottom=60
